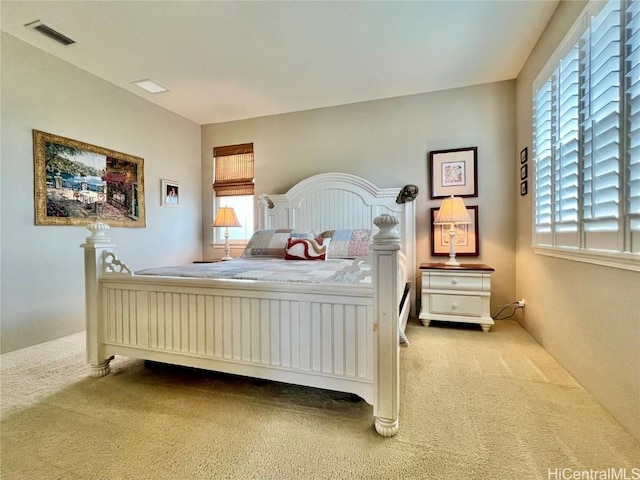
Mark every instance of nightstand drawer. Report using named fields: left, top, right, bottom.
left=430, top=294, right=482, bottom=317
left=428, top=273, right=484, bottom=291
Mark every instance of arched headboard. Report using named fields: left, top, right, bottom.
left=258, top=172, right=416, bottom=280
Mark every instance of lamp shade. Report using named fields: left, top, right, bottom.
left=433, top=196, right=472, bottom=225
left=213, top=207, right=242, bottom=228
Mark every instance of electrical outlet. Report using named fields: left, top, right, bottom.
left=517, top=299, right=526, bottom=308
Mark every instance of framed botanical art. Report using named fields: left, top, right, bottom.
left=429, top=147, right=478, bottom=199
left=430, top=205, right=479, bottom=256
left=33, top=130, right=145, bottom=227
left=161, top=179, right=180, bottom=207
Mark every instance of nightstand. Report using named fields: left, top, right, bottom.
left=419, top=263, right=494, bottom=332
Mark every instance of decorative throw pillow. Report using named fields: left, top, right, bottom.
left=320, top=229, right=371, bottom=258
left=284, top=237, right=330, bottom=261
left=242, top=229, right=313, bottom=257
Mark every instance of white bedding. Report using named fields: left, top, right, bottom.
left=136, top=257, right=371, bottom=285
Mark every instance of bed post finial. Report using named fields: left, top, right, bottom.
left=81, top=221, right=115, bottom=377
left=258, top=194, right=274, bottom=230
left=371, top=214, right=401, bottom=437
left=373, top=214, right=400, bottom=244
left=85, top=221, right=111, bottom=244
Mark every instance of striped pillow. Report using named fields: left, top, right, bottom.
left=284, top=237, right=330, bottom=261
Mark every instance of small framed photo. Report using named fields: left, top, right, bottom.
left=520, top=147, right=528, bottom=164
left=430, top=205, right=479, bottom=256
left=429, top=147, right=478, bottom=199
left=520, top=164, right=528, bottom=180
left=520, top=180, right=528, bottom=196
left=161, top=179, right=180, bottom=207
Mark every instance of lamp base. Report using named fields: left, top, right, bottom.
left=222, top=228, right=233, bottom=261
left=446, top=226, right=459, bottom=266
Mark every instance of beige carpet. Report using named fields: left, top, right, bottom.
left=1, top=320, right=638, bottom=480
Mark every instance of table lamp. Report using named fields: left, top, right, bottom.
left=213, top=207, right=242, bottom=260
left=433, top=195, right=472, bottom=266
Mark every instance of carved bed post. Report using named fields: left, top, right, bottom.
left=80, top=221, right=114, bottom=377
left=257, top=194, right=273, bottom=229
left=371, top=214, right=401, bottom=437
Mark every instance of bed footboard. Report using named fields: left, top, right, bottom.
left=81, top=214, right=402, bottom=436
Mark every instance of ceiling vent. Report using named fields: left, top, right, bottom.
left=25, top=20, right=76, bottom=46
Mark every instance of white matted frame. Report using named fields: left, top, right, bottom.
left=430, top=205, right=479, bottom=256
left=81, top=172, right=416, bottom=437
left=161, top=179, right=180, bottom=207
left=429, top=147, right=478, bottom=199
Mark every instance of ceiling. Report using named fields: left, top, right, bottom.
left=1, top=1, right=560, bottom=125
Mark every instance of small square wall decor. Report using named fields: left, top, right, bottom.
left=429, top=147, right=478, bottom=199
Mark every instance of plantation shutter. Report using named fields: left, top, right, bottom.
left=533, top=0, right=640, bottom=263
left=626, top=0, right=640, bottom=251
left=534, top=78, right=554, bottom=245
left=213, top=143, right=254, bottom=197
left=580, top=0, right=622, bottom=250
left=554, top=45, right=581, bottom=247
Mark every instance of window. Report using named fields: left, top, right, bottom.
left=213, top=143, right=254, bottom=242
left=532, top=0, right=640, bottom=271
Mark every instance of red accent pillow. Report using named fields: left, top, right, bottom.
left=284, top=237, right=330, bottom=261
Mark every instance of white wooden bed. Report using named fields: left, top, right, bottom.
left=81, top=172, right=416, bottom=436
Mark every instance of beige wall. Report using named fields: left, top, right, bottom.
left=515, top=1, right=640, bottom=440
left=201, top=81, right=518, bottom=313
left=1, top=34, right=203, bottom=353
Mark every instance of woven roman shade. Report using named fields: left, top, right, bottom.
left=213, top=143, right=254, bottom=196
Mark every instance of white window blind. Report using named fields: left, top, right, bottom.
left=534, top=79, right=553, bottom=244
left=627, top=0, right=640, bottom=249
left=555, top=45, right=580, bottom=245
left=581, top=0, right=622, bottom=250
left=532, top=0, right=640, bottom=269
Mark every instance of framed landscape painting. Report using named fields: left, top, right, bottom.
left=33, top=130, right=146, bottom=227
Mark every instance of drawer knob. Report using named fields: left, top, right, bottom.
left=452, top=302, right=458, bottom=309
left=452, top=278, right=459, bottom=285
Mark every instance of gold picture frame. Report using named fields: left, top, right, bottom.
left=33, top=130, right=145, bottom=227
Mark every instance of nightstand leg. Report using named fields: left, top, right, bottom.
left=420, top=319, right=431, bottom=327
left=481, top=324, right=491, bottom=333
